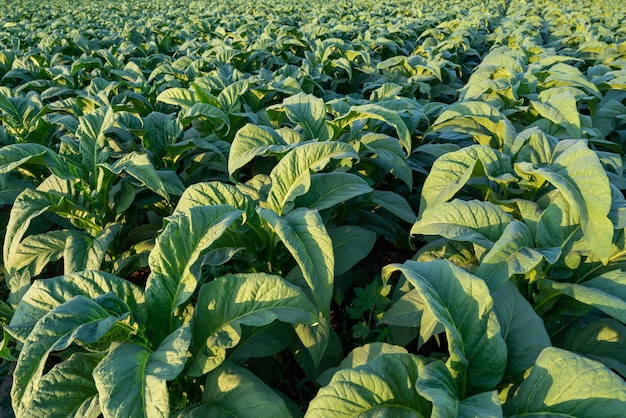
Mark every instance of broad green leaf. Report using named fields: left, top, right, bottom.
left=535, top=192, right=583, bottom=250
left=256, top=75, right=303, bottom=99
left=7, top=271, right=144, bottom=343
left=476, top=221, right=553, bottom=291
left=70, top=56, right=101, bottom=75
left=0, top=143, right=47, bottom=173
left=294, top=172, right=373, bottom=211
left=146, top=324, right=191, bottom=380
left=289, top=327, right=343, bottom=387
left=189, top=272, right=317, bottom=376
left=0, top=327, right=14, bottom=362
left=503, top=347, right=626, bottom=418
left=191, top=81, right=221, bottom=107
left=383, top=260, right=507, bottom=392
left=0, top=93, right=39, bottom=130
left=36, top=174, right=80, bottom=198
left=305, top=353, right=431, bottom=417
left=328, top=225, right=377, bottom=275
left=383, top=290, right=445, bottom=351
left=4, top=189, right=99, bottom=304
left=360, top=133, right=413, bottom=189
left=492, top=281, right=551, bottom=378
left=348, top=208, right=406, bottom=244
left=284, top=269, right=344, bottom=378
left=543, top=63, right=602, bottom=98
left=98, top=152, right=170, bottom=200
left=36, top=136, right=80, bottom=180
left=368, top=190, right=417, bottom=224
left=228, top=123, right=290, bottom=178
left=415, top=360, right=502, bottom=418
left=217, top=80, right=249, bottom=114
left=415, top=238, right=479, bottom=272
left=419, top=145, right=515, bottom=216
left=480, top=47, right=526, bottom=72
left=172, top=405, right=220, bottom=417
left=145, top=205, right=244, bottom=343
left=239, top=174, right=271, bottom=202
left=110, top=110, right=143, bottom=135
left=94, top=326, right=190, bottom=418
left=64, top=224, right=120, bottom=273
left=113, top=178, right=140, bottom=213
left=11, top=230, right=67, bottom=277
left=431, top=101, right=517, bottom=152
left=542, top=270, right=626, bottom=323
left=380, top=289, right=424, bottom=328
left=370, top=83, right=403, bottom=100
left=283, top=93, right=331, bottom=141
left=156, top=169, right=185, bottom=196
left=412, top=200, right=513, bottom=249
left=609, top=184, right=626, bottom=229
left=333, top=103, right=414, bottom=156
left=228, top=321, right=294, bottom=364
left=265, top=141, right=358, bottom=215
left=76, top=106, right=113, bottom=180
left=516, top=140, right=613, bottom=263
left=11, top=296, right=128, bottom=416
left=174, top=361, right=291, bottom=418
left=292, top=316, right=331, bottom=376
left=531, top=93, right=581, bottom=137
left=277, top=126, right=305, bottom=144
left=182, top=103, right=230, bottom=133
left=511, top=127, right=558, bottom=166
left=166, top=137, right=226, bottom=165
left=25, top=352, right=102, bottom=418
left=156, top=87, right=198, bottom=109
left=141, top=112, right=183, bottom=159
left=4, top=189, right=61, bottom=281
left=506, top=198, right=542, bottom=238
left=258, top=207, right=334, bottom=314
left=594, top=97, right=626, bottom=137
left=554, top=316, right=626, bottom=375
left=0, top=173, right=32, bottom=205
left=317, top=342, right=408, bottom=386
left=173, top=181, right=257, bottom=219
left=458, top=392, right=502, bottom=418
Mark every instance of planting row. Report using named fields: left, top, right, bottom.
left=1, top=0, right=626, bottom=416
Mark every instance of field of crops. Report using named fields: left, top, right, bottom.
left=1, top=0, right=626, bottom=415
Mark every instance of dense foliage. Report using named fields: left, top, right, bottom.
left=1, top=0, right=626, bottom=415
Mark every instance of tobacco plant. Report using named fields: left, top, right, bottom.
left=1, top=0, right=626, bottom=416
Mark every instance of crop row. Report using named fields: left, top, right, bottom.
left=1, top=0, right=626, bottom=416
